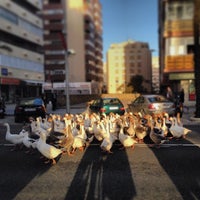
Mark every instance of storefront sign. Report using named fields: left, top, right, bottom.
left=0, top=77, right=20, bottom=85
left=169, top=73, right=194, bottom=80
left=42, top=82, right=52, bottom=90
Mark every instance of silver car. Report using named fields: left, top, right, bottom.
left=127, top=94, right=175, bottom=115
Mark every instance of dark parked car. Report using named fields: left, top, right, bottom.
left=0, top=97, right=5, bottom=118
left=89, top=97, right=125, bottom=115
left=127, top=94, right=175, bottom=116
left=14, top=97, right=46, bottom=123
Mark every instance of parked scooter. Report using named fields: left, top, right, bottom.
left=0, top=97, right=5, bottom=118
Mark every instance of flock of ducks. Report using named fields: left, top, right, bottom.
left=3, top=110, right=192, bottom=165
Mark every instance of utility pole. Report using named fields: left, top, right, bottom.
left=62, top=0, right=70, bottom=113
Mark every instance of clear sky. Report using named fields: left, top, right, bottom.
left=100, top=0, right=158, bottom=61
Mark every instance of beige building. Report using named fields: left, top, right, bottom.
left=0, top=0, right=44, bottom=102
left=106, top=40, right=152, bottom=94
left=43, top=0, right=103, bottom=94
left=152, top=56, right=160, bottom=93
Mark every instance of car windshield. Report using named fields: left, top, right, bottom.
left=103, top=99, right=120, bottom=105
left=20, top=98, right=43, bottom=106
left=148, top=96, right=169, bottom=103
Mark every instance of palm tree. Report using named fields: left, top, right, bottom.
left=193, top=0, right=200, bottom=117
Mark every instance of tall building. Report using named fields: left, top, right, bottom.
left=152, top=56, right=160, bottom=94
left=43, top=0, right=103, bottom=95
left=106, top=40, right=152, bottom=94
left=0, top=0, right=44, bottom=102
left=159, top=0, right=195, bottom=105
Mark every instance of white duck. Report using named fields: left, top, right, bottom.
left=21, top=129, right=37, bottom=153
left=59, top=125, right=74, bottom=155
left=36, top=131, right=63, bottom=164
left=72, top=123, right=88, bottom=152
left=160, top=117, right=169, bottom=137
left=100, top=123, right=118, bottom=154
left=135, top=122, right=148, bottom=143
left=93, top=121, right=106, bottom=141
left=118, top=125, right=137, bottom=149
left=170, top=117, right=192, bottom=138
left=125, top=116, right=136, bottom=137
left=30, top=118, right=50, bottom=137
left=100, top=133, right=117, bottom=154
left=4, top=123, right=25, bottom=150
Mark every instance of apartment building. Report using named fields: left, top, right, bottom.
left=159, top=0, right=195, bottom=105
left=43, top=0, right=103, bottom=95
left=0, top=0, right=44, bottom=102
left=106, top=40, right=152, bottom=94
left=152, top=56, right=160, bottom=93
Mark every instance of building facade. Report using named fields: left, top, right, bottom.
left=159, top=0, right=195, bottom=105
left=106, top=40, right=152, bottom=94
left=152, top=56, right=160, bottom=94
left=42, top=0, right=103, bottom=95
left=0, top=0, right=44, bottom=102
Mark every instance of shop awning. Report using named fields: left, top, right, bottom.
left=25, top=80, right=44, bottom=85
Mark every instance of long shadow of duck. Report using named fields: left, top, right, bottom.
left=146, top=125, right=200, bottom=200
left=65, top=142, right=136, bottom=200
left=0, top=124, right=51, bottom=200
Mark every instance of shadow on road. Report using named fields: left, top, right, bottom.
left=0, top=125, right=51, bottom=200
left=65, top=143, right=136, bottom=200
left=0, top=146, right=51, bottom=200
left=147, top=134, right=200, bottom=200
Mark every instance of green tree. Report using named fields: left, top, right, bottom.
left=194, top=0, right=200, bottom=117
left=128, top=75, right=144, bottom=93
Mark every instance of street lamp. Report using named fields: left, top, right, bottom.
left=65, top=49, right=75, bottom=113
left=62, top=0, right=73, bottom=113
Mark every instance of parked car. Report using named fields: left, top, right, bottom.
left=14, top=97, right=46, bottom=123
left=0, top=97, right=5, bottom=118
left=127, top=94, right=175, bottom=116
left=89, top=97, right=125, bottom=115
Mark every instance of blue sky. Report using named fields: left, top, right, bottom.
left=100, top=0, right=158, bottom=60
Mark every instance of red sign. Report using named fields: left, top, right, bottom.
left=1, top=78, right=20, bottom=85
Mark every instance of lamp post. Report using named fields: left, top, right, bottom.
left=61, top=0, right=68, bottom=113
left=65, top=49, right=75, bottom=113
left=65, top=52, right=70, bottom=113
left=62, top=0, right=76, bottom=113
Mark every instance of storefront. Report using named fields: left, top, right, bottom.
left=0, top=77, right=43, bottom=103
left=169, top=73, right=195, bottom=106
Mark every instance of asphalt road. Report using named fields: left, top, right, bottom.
left=0, top=122, right=200, bottom=200
left=0, top=139, right=200, bottom=200
left=0, top=106, right=200, bottom=200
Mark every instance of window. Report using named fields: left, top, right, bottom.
left=49, top=0, right=61, bottom=3
left=187, top=45, right=194, bottom=54
left=0, top=7, right=17, bottom=24
left=177, top=6, right=183, bottom=19
left=19, top=18, right=43, bottom=37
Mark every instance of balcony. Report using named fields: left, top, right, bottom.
left=164, top=54, right=194, bottom=73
